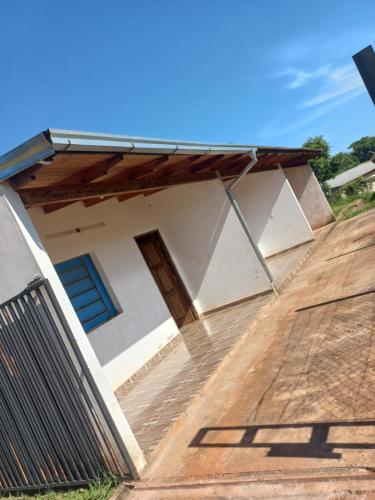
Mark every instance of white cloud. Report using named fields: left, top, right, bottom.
left=261, top=27, right=374, bottom=145
left=277, top=65, right=331, bottom=89
left=301, top=64, right=364, bottom=108
left=260, top=89, right=364, bottom=140
left=278, top=63, right=365, bottom=108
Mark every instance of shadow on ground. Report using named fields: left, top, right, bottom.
left=190, top=420, right=375, bottom=460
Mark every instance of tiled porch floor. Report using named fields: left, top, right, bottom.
left=116, top=293, right=270, bottom=456
left=116, top=236, right=322, bottom=456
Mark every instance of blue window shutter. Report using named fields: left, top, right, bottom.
left=55, top=254, right=117, bottom=332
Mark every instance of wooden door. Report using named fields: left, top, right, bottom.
left=136, top=232, right=196, bottom=327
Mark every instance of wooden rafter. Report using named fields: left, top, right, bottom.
left=42, top=202, right=75, bottom=214
left=154, top=155, right=203, bottom=178
left=10, top=163, right=50, bottom=189
left=83, top=196, right=113, bottom=207
left=257, top=152, right=297, bottom=167
left=92, top=155, right=202, bottom=188
left=20, top=156, right=311, bottom=208
left=14, top=145, right=316, bottom=210
left=117, top=192, right=144, bottom=203
left=75, top=157, right=168, bottom=208
left=190, top=154, right=250, bottom=174
left=56, top=153, right=124, bottom=185
left=185, top=154, right=222, bottom=174
left=20, top=172, right=221, bottom=207
left=123, top=155, right=170, bottom=179
left=40, top=153, right=124, bottom=213
left=277, top=157, right=310, bottom=168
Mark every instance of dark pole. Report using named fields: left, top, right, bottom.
left=353, top=45, right=375, bottom=106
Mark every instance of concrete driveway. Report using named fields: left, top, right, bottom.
left=141, top=209, right=375, bottom=484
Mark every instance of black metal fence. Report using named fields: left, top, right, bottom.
left=0, top=279, right=131, bottom=494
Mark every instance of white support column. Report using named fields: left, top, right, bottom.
left=284, top=164, right=335, bottom=229
left=0, top=182, right=146, bottom=477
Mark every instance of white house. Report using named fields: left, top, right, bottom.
left=327, top=156, right=375, bottom=191
left=0, top=129, right=335, bottom=474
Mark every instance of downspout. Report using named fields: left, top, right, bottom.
left=215, top=149, right=278, bottom=296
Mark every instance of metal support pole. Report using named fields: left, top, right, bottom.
left=353, top=45, right=375, bottom=107
left=215, top=154, right=278, bottom=296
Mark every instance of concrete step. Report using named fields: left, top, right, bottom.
left=115, top=467, right=375, bottom=499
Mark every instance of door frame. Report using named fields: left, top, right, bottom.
left=134, top=230, right=198, bottom=324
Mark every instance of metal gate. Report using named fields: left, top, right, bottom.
left=0, top=279, right=131, bottom=494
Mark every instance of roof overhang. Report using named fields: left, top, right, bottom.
left=0, top=129, right=320, bottom=213
left=0, top=132, right=54, bottom=181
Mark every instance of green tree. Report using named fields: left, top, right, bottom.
left=329, top=152, right=358, bottom=177
left=302, top=136, right=331, bottom=183
left=303, top=135, right=330, bottom=158
left=349, top=136, right=375, bottom=163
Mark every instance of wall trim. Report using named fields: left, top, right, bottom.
left=265, top=238, right=315, bottom=259
left=199, top=289, right=273, bottom=318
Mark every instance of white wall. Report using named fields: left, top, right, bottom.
left=30, top=196, right=180, bottom=391
left=284, top=164, right=335, bottom=229
left=150, top=180, right=271, bottom=314
left=0, top=186, right=41, bottom=300
left=29, top=179, right=271, bottom=390
left=234, top=168, right=314, bottom=257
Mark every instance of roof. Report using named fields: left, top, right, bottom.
left=327, top=160, right=375, bottom=189
left=0, top=128, right=320, bottom=213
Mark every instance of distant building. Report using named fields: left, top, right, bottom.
left=327, top=155, right=375, bottom=191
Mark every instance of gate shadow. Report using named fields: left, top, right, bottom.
left=189, top=420, right=375, bottom=459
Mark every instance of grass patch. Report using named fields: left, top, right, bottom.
left=2, top=476, right=119, bottom=500
left=330, top=191, right=375, bottom=220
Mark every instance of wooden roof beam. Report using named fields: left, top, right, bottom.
left=146, top=155, right=203, bottom=179
left=90, top=156, right=170, bottom=188
left=38, top=153, right=123, bottom=213
left=256, top=152, right=298, bottom=168
left=42, top=202, right=77, bottom=214
left=124, top=155, right=170, bottom=179
left=190, top=154, right=250, bottom=175
left=20, top=172, right=220, bottom=207
left=278, top=158, right=310, bottom=168
left=54, top=153, right=124, bottom=185
left=117, top=192, right=144, bottom=203
left=10, top=161, right=53, bottom=189
left=189, top=155, right=226, bottom=174
left=84, top=196, right=113, bottom=207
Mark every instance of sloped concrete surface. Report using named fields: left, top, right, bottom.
left=123, top=209, right=375, bottom=498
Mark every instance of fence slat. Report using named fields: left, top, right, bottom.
left=0, top=279, right=130, bottom=494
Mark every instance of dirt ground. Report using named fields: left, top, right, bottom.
left=139, top=209, right=375, bottom=484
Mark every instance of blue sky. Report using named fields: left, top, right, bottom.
left=1, top=0, right=374, bottom=155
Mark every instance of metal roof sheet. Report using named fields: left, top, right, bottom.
left=327, top=161, right=375, bottom=188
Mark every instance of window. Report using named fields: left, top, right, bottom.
left=55, top=254, right=117, bottom=333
